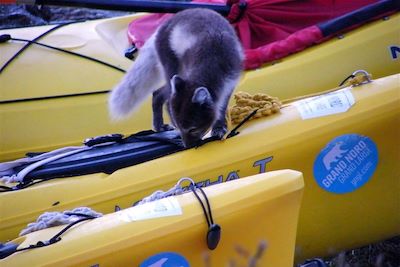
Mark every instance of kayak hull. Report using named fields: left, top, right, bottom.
left=1, top=170, right=304, bottom=267
left=1, top=13, right=399, bottom=161
left=1, top=74, right=399, bottom=261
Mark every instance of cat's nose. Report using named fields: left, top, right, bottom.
left=182, top=136, right=199, bottom=148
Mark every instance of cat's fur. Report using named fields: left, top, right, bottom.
left=109, top=8, right=243, bottom=147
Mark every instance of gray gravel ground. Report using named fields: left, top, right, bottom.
left=0, top=4, right=129, bottom=29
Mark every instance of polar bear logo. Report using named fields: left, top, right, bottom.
left=147, top=258, right=168, bottom=267
left=322, top=142, right=348, bottom=170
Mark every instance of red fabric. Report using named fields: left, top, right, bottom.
left=244, top=25, right=323, bottom=69
left=226, top=0, right=377, bottom=49
left=127, top=0, right=378, bottom=69
left=128, top=14, right=173, bottom=47
left=128, top=0, right=223, bottom=47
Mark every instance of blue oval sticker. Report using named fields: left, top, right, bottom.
left=139, top=252, right=189, bottom=267
left=313, top=134, right=378, bottom=194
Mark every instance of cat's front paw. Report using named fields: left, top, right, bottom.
left=211, top=126, right=227, bottom=140
left=154, top=124, right=175, bottom=132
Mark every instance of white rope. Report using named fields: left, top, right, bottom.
left=18, top=177, right=195, bottom=237
left=0, top=146, right=84, bottom=175
left=0, top=142, right=116, bottom=184
left=136, top=177, right=195, bottom=205
left=19, top=207, right=103, bottom=236
left=0, top=146, right=91, bottom=184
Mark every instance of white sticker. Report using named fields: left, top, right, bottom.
left=119, top=197, right=182, bottom=222
left=294, top=89, right=355, bottom=120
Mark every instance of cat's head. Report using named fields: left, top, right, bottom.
left=169, top=75, right=216, bottom=148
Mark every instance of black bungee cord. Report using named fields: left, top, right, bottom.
left=190, top=183, right=221, bottom=250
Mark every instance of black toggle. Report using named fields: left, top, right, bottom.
left=0, top=34, right=11, bottom=43
left=207, top=223, right=221, bottom=250
left=0, top=242, right=18, bottom=259
left=125, top=45, right=138, bottom=60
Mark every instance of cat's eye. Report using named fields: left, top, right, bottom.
left=188, top=128, right=197, bottom=135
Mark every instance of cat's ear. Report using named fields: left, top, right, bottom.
left=192, top=87, right=213, bottom=105
left=170, top=75, right=185, bottom=95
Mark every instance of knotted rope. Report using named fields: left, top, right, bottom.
left=19, top=178, right=195, bottom=236
left=135, top=177, right=194, bottom=205
left=19, top=207, right=103, bottom=236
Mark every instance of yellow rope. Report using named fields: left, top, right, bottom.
left=229, top=72, right=372, bottom=125
left=229, top=92, right=282, bottom=125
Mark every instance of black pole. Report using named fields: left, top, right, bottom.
left=31, top=0, right=231, bottom=15
left=318, top=0, right=399, bottom=37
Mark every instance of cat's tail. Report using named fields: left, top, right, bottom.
left=108, top=33, right=164, bottom=120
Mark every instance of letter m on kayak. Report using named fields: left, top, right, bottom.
left=389, top=46, right=400, bottom=60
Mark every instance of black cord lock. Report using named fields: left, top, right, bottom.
left=125, top=45, right=138, bottom=60
left=0, top=34, right=11, bottom=43
left=206, top=223, right=221, bottom=250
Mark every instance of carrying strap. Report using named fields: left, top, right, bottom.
left=0, top=113, right=257, bottom=192
left=0, top=134, right=124, bottom=185
left=0, top=146, right=92, bottom=184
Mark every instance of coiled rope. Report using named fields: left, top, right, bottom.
left=229, top=70, right=372, bottom=125
left=229, top=92, right=282, bottom=125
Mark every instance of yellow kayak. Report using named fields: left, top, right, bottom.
left=1, top=12, right=399, bottom=161
left=1, top=73, right=399, bottom=262
left=0, top=170, right=304, bottom=267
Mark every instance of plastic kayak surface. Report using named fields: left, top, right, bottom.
left=0, top=170, right=304, bottom=267
left=1, top=74, right=399, bottom=261
left=1, top=13, right=399, bottom=161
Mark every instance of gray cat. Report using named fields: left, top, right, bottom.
left=109, top=8, right=243, bottom=147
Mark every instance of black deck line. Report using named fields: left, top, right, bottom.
left=0, top=90, right=110, bottom=104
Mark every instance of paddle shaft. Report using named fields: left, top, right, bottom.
left=13, top=0, right=231, bottom=15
